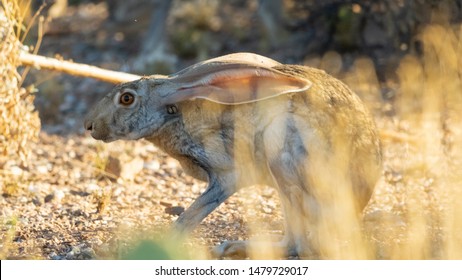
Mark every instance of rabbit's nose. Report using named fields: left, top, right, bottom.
left=84, top=120, right=93, bottom=131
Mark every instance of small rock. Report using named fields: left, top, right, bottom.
left=165, top=206, right=185, bottom=216
left=144, top=160, right=160, bottom=171
left=191, top=183, right=202, bottom=194
left=54, top=190, right=65, bottom=202
left=262, top=206, right=272, bottom=214
left=73, top=170, right=81, bottom=179
left=66, top=246, right=81, bottom=259
left=88, top=237, right=103, bottom=246
left=159, top=200, right=173, bottom=207
left=105, top=156, right=122, bottom=178
left=86, top=183, right=100, bottom=193
left=120, top=220, right=134, bottom=229
left=145, top=145, right=158, bottom=153
left=28, top=184, right=39, bottom=194
left=120, top=157, right=144, bottom=181
left=10, top=166, right=23, bottom=176
left=72, top=209, right=85, bottom=217
left=166, top=158, right=179, bottom=169
left=112, top=186, right=124, bottom=197
left=32, top=197, right=42, bottom=206
left=49, top=252, right=62, bottom=260
left=37, top=165, right=49, bottom=174
left=81, top=247, right=96, bottom=259
left=65, top=250, right=74, bottom=259
left=262, top=188, right=274, bottom=198
left=105, top=155, right=144, bottom=181
left=44, top=194, right=54, bottom=203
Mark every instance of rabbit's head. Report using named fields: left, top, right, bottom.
left=84, top=53, right=312, bottom=142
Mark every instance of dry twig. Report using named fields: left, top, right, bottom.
left=18, top=52, right=141, bottom=84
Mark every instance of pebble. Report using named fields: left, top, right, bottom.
left=160, top=200, right=173, bottom=207
left=81, top=247, right=96, bottom=259
left=262, top=207, right=273, bottom=214
left=10, top=166, right=23, bottom=176
left=165, top=206, right=185, bottom=216
left=65, top=246, right=81, bottom=259
left=73, top=169, right=81, bottom=179
left=32, top=197, right=42, bottom=206
left=88, top=237, right=103, bottom=246
left=105, top=156, right=122, bottom=178
left=86, top=183, right=100, bottom=192
left=28, top=184, right=39, bottom=194
left=166, top=158, right=179, bottom=169
left=145, top=145, right=158, bottom=153
left=112, top=186, right=124, bottom=197
left=44, top=194, right=54, bottom=203
left=49, top=252, right=62, bottom=260
left=37, top=165, right=49, bottom=174
left=105, top=155, right=144, bottom=181
left=54, top=190, right=65, bottom=202
left=191, top=183, right=202, bottom=194
left=121, top=157, right=144, bottom=181
left=144, top=160, right=160, bottom=171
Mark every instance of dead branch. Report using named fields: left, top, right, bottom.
left=18, top=52, right=141, bottom=84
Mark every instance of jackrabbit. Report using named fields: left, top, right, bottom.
left=85, top=53, right=382, bottom=258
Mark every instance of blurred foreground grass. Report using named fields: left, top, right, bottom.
left=279, top=17, right=462, bottom=260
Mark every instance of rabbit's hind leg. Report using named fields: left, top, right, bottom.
left=269, top=161, right=319, bottom=259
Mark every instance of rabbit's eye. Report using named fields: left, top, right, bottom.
left=119, top=92, right=135, bottom=105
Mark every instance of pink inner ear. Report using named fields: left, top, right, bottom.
left=178, top=70, right=259, bottom=91
left=165, top=66, right=312, bottom=105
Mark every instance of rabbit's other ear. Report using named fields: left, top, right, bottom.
left=185, top=52, right=282, bottom=68
left=162, top=63, right=312, bottom=105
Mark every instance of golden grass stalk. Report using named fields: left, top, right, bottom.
left=0, top=0, right=40, bottom=165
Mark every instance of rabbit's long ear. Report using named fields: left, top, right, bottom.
left=162, top=62, right=312, bottom=105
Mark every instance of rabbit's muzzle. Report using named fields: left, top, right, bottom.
left=84, top=115, right=116, bottom=143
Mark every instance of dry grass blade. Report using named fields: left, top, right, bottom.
left=0, top=0, right=40, bottom=165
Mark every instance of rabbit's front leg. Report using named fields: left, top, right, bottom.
left=173, top=172, right=236, bottom=236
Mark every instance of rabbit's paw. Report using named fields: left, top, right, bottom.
left=211, top=240, right=248, bottom=259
